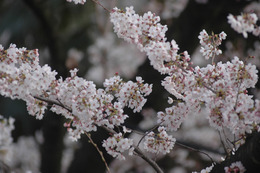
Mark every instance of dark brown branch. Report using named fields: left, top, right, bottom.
left=34, top=96, right=72, bottom=112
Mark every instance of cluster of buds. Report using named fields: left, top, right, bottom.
left=198, top=29, right=227, bottom=60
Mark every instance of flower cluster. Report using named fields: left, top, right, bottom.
left=104, top=75, right=153, bottom=113
left=110, top=6, right=260, bottom=141
left=102, top=132, right=133, bottom=160
left=1, top=2, right=260, bottom=172
left=157, top=102, right=191, bottom=131
left=0, top=44, right=152, bottom=145
left=51, top=70, right=151, bottom=141
left=198, top=29, right=227, bottom=60
left=228, top=13, right=260, bottom=38
left=143, top=126, right=176, bottom=154
left=224, top=161, right=246, bottom=173
left=0, top=42, right=154, bottom=163
left=110, top=6, right=187, bottom=75
left=0, top=44, right=57, bottom=119
left=195, top=57, right=259, bottom=136
left=110, top=6, right=167, bottom=52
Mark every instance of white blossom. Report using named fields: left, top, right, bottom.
left=143, top=126, right=176, bottom=154
left=224, top=161, right=246, bottom=173
left=102, top=133, right=133, bottom=160
left=228, top=13, right=260, bottom=38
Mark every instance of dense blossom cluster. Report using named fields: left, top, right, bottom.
left=224, top=161, right=246, bottom=173
left=198, top=29, right=227, bottom=60
left=143, top=126, right=176, bottom=154
left=102, top=132, right=133, bottom=160
left=0, top=44, right=57, bottom=119
left=0, top=44, right=152, bottom=159
left=111, top=6, right=178, bottom=74
left=195, top=57, right=259, bottom=135
left=57, top=72, right=151, bottom=141
left=104, top=76, right=152, bottom=113
left=228, top=13, right=260, bottom=38
left=110, top=6, right=260, bottom=141
left=157, top=102, right=192, bottom=131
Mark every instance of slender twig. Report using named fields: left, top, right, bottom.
left=34, top=96, right=72, bottom=112
left=85, top=132, right=111, bottom=173
left=175, top=141, right=216, bottom=165
left=222, top=128, right=233, bottom=150
left=218, top=130, right=229, bottom=156
left=91, top=0, right=111, bottom=12
left=137, top=122, right=163, bottom=148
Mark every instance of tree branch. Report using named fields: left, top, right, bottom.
left=34, top=95, right=164, bottom=173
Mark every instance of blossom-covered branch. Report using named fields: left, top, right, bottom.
left=110, top=6, right=260, bottom=139
left=1, top=0, right=260, bottom=172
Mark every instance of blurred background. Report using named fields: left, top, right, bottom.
left=0, top=0, right=259, bottom=172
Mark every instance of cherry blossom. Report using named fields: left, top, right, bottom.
left=143, top=126, right=176, bottom=154
left=110, top=6, right=260, bottom=144
left=224, top=161, right=246, bottom=173
left=198, top=29, right=227, bottom=60
left=0, top=44, right=152, bottom=142
left=1, top=2, right=260, bottom=172
left=104, top=75, right=152, bottom=113
left=228, top=13, right=260, bottom=38
left=102, top=132, right=133, bottom=160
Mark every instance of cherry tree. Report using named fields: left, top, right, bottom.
left=0, top=0, right=260, bottom=173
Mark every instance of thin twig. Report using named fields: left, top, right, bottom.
left=137, top=122, right=163, bottom=148
left=85, top=132, right=111, bottom=173
left=34, top=96, right=72, bottom=112
left=175, top=141, right=216, bottom=165
left=91, top=0, right=111, bottom=12
left=218, top=130, right=229, bottom=156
